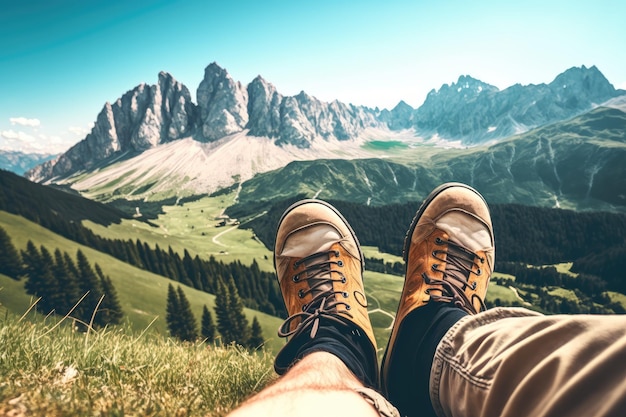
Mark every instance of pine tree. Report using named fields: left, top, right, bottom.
left=0, top=226, right=22, bottom=279
left=226, top=276, right=250, bottom=346
left=75, top=249, right=104, bottom=328
left=37, top=245, right=61, bottom=315
left=248, top=316, right=264, bottom=349
left=214, top=277, right=234, bottom=344
left=165, top=284, right=182, bottom=339
left=52, top=249, right=80, bottom=316
left=22, top=240, right=43, bottom=296
left=95, top=264, right=124, bottom=326
left=176, top=286, right=198, bottom=342
left=201, top=305, right=217, bottom=343
left=21, top=242, right=58, bottom=315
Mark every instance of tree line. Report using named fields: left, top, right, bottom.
left=0, top=226, right=123, bottom=328
left=492, top=261, right=624, bottom=315
left=244, top=198, right=626, bottom=294
left=165, top=282, right=264, bottom=349
left=0, top=170, right=287, bottom=318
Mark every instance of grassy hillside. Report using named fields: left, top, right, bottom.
left=84, top=191, right=276, bottom=273
left=0, top=210, right=285, bottom=353
left=0, top=313, right=274, bottom=416
left=229, top=107, right=626, bottom=213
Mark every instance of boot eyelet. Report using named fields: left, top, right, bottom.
left=298, top=289, right=305, bottom=298
left=337, top=260, right=344, bottom=267
left=302, top=305, right=306, bottom=311
left=292, top=275, right=300, bottom=282
left=435, top=237, right=444, bottom=245
left=346, top=305, right=351, bottom=310
left=476, top=268, right=482, bottom=276
left=432, top=251, right=438, bottom=257
left=334, top=250, right=340, bottom=257
left=431, top=264, right=439, bottom=271
left=341, top=276, right=347, bottom=283
left=480, top=257, right=485, bottom=264
left=471, top=282, right=477, bottom=290
left=342, top=292, right=349, bottom=298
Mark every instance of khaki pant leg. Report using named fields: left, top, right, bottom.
left=430, top=307, right=626, bottom=417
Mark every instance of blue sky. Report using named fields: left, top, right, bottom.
left=1, top=0, right=625, bottom=154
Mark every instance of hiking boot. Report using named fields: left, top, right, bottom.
left=381, top=182, right=495, bottom=392
left=273, top=199, right=378, bottom=386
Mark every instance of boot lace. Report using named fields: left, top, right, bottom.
left=423, top=237, right=486, bottom=314
left=278, top=249, right=354, bottom=339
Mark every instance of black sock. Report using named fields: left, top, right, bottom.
left=275, top=319, right=379, bottom=388
left=385, top=303, right=467, bottom=417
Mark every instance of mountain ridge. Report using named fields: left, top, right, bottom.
left=229, top=106, right=626, bottom=213
left=25, top=63, right=625, bottom=186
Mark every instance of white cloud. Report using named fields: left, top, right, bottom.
left=0, top=129, right=74, bottom=154
left=1, top=129, right=37, bottom=143
left=617, top=81, right=626, bottom=90
left=9, top=117, right=41, bottom=127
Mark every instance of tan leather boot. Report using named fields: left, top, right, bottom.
left=273, top=199, right=378, bottom=379
left=381, top=182, right=495, bottom=390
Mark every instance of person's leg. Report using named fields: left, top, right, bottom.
left=381, top=182, right=496, bottom=417
left=381, top=182, right=626, bottom=417
left=228, top=199, right=399, bottom=417
left=431, top=307, right=626, bottom=417
left=230, top=352, right=390, bottom=417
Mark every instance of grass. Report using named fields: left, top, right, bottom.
left=84, top=192, right=276, bottom=273
left=362, top=246, right=404, bottom=265
left=0, top=210, right=285, bottom=354
left=0, top=312, right=275, bottom=416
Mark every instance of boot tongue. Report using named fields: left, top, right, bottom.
left=282, top=224, right=342, bottom=301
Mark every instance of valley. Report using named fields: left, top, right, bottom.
left=2, top=63, right=626, bottom=359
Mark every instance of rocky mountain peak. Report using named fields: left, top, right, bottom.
left=549, top=65, right=618, bottom=106
left=24, top=64, right=626, bottom=185
left=378, top=100, right=414, bottom=130
left=25, top=72, right=196, bottom=182
left=247, top=75, right=282, bottom=137
left=196, top=62, right=249, bottom=141
left=412, top=66, right=624, bottom=144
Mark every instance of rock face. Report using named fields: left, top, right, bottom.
left=196, top=63, right=249, bottom=141
left=246, top=75, right=283, bottom=138
left=412, top=65, right=623, bottom=144
left=25, top=63, right=626, bottom=183
left=28, top=72, right=196, bottom=181
left=246, top=76, right=381, bottom=147
left=378, top=100, right=416, bottom=130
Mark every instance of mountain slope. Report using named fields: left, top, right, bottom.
left=0, top=169, right=132, bottom=225
left=26, top=64, right=625, bottom=191
left=231, top=107, right=626, bottom=212
left=413, top=65, right=624, bottom=143
left=42, top=129, right=412, bottom=202
left=0, top=151, right=56, bottom=175
left=0, top=210, right=285, bottom=353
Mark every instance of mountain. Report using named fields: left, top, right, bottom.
left=27, top=63, right=384, bottom=184
left=28, top=71, right=197, bottom=182
left=25, top=63, right=626, bottom=207
left=411, top=65, right=623, bottom=144
left=0, top=150, right=56, bottom=175
left=0, top=169, right=132, bottom=225
left=228, top=106, right=626, bottom=213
